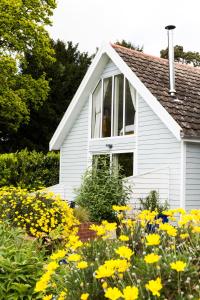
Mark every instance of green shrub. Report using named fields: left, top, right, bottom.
left=0, top=223, right=45, bottom=299
left=75, top=158, right=132, bottom=222
left=73, top=206, right=90, bottom=223
left=0, top=187, right=79, bottom=245
left=139, top=190, right=169, bottom=214
left=0, top=149, right=59, bottom=190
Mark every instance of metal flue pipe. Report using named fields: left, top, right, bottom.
left=165, top=25, right=176, bottom=96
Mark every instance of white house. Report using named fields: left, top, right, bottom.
left=49, top=42, right=200, bottom=210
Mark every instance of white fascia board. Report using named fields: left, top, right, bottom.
left=105, top=45, right=182, bottom=141
left=49, top=45, right=109, bottom=150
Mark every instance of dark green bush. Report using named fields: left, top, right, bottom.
left=0, top=149, right=59, bottom=190
left=75, top=157, right=132, bottom=222
left=0, top=223, right=45, bottom=299
left=139, top=190, right=169, bottom=214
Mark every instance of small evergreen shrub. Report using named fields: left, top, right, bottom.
left=0, top=223, right=45, bottom=299
left=139, top=190, right=169, bottom=215
left=0, top=187, right=79, bottom=242
left=75, top=158, right=132, bottom=222
left=0, top=149, right=59, bottom=190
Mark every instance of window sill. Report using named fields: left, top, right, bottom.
left=90, top=134, right=135, bottom=142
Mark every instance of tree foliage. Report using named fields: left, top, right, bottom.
left=2, top=40, right=92, bottom=152
left=115, top=39, right=143, bottom=52
left=160, top=45, right=200, bottom=67
left=0, top=0, right=56, bottom=150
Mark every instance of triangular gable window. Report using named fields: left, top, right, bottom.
left=91, top=74, right=136, bottom=138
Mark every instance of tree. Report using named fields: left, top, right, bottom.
left=2, top=40, right=92, bottom=152
left=115, top=39, right=143, bottom=52
left=0, top=0, right=56, bottom=151
left=160, top=45, right=200, bottom=67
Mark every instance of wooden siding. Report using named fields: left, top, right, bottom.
left=59, top=100, right=89, bottom=201
left=127, top=167, right=170, bottom=208
left=89, top=136, right=136, bottom=153
left=185, top=142, right=200, bottom=210
left=136, top=95, right=181, bottom=208
left=102, top=59, right=120, bottom=77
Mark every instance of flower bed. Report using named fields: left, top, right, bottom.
left=35, top=206, right=200, bottom=299
left=0, top=187, right=79, bottom=244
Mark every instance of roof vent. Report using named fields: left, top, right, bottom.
left=165, top=25, right=176, bottom=96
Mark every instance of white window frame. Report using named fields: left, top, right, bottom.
left=91, top=150, right=135, bottom=178
left=91, top=73, right=136, bottom=140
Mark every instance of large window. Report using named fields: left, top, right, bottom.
left=91, top=74, right=136, bottom=139
left=92, top=152, right=134, bottom=178
left=102, top=78, right=112, bottom=137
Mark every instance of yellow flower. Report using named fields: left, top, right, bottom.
left=42, top=295, right=52, bottom=300
left=138, top=210, right=157, bottom=223
left=58, top=291, right=67, bottom=300
left=175, top=208, right=186, bottom=215
left=105, top=287, right=123, bottom=300
left=119, top=235, right=129, bottom=241
left=102, top=281, right=108, bottom=289
left=50, top=250, right=66, bottom=260
left=66, top=235, right=83, bottom=250
left=95, top=262, right=115, bottom=279
left=102, top=221, right=117, bottom=231
left=90, top=224, right=106, bottom=236
left=80, top=293, right=89, bottom=300
left=35, top=271, right=51, bottom=292
left=159, top=223, right=177, bottom=237
left=45, top=261, right=58, bottom=272
left=95, top=259, right=129, bottom=279
left=122, top=219, right=136, bottom=228
left=112, top=205, right=131, bottom=211
left=145, top=277, right=162, bottom=297
left=180, top=233, right=189, bottom=239
left=146, top=234, right=160, bottom=246
left=192, top=226, right=200, bottom=233
left=170, top=260, right=186, bottom=272
left=77, top=261, right=88, bottom=269
left=115, top=246, right=133, bottom=260
left=122, top=286, right=139, bottom=300
left=144, top=253, right=160, bottom=264
left=68, top=253, right=81, bottom=262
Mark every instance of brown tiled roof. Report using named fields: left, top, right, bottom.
left=112, top=44, right=200, bottom=138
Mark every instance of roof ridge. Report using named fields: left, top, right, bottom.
left=112, top=43, right=200, bottom=74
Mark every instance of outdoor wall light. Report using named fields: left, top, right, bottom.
left=106, top=144, right=113, bottom=149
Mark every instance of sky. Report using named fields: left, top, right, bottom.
left=48, top=0, right=200, bottom=56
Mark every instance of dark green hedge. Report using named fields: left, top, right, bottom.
left=0, top=150, right=59, bottom=190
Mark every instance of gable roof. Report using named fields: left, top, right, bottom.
left=113, top=44, right=200, bottom=138
left=50, top=43, right=200, bottom=150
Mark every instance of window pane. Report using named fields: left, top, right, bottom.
left=92, top=154, right=110, bottom=170
left=102, top=78, right=112, bottom=137
left=125, top=80, right=135, bottom=135
left=91, top=81, right=101, bottom=138
left=113, top=74, right=124, bottom=136
left=113, top=153, right=133, bottom=177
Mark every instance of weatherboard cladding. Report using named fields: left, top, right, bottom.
left=113, top=44, right=200, bottom=138
left=185, top=142, right=200, bottom=210
left=59, top=100, right=89, bottom=201
left=137, top=95, right=181, bottom=208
